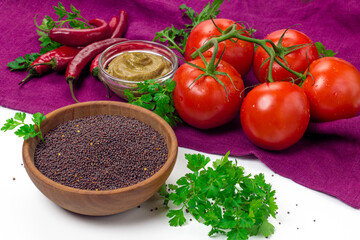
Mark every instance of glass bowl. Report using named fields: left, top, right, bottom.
left=98, top=40, right=178, bottom=100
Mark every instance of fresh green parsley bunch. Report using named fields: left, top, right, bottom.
left=159, top=152, right=278, bottom=240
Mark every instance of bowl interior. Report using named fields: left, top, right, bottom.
left=98, top=40, right=178, bottom=100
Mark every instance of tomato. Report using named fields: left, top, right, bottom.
left=172, top=58, right=244, bottom=129
left=240, top=82, right=310, bottom=151
left=302, top=57, right=360, bottom=122
left=184, top=18, right=254, bottom=77
left=253, top=29, right=319, bottom=83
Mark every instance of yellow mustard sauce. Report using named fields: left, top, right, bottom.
left=106, top=51, right=172, bottom=81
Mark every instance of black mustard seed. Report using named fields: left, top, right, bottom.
left=34, top=115, right=168, bottom=190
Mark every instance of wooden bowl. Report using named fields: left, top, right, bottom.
left=22, top=101, right=178, bottom=216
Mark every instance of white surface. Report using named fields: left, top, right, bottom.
left=0, top=105, right=359, bottom=240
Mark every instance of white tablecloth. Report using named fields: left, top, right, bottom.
left=0, top=106, right=358, bottom=240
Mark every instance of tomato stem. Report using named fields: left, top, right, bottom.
left=206, top=39, right=219, bottom=73
left=189, top=39, right=239, bottom=101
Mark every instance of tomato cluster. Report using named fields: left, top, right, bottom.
left=172, top=18, right=360, bottom=151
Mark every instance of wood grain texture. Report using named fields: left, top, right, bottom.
left=22, top=101, right=178, bottom=216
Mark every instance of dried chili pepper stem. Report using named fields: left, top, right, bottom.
left=18, top=46, right=80, bottom=85
left=68, top=80, right=78, bottom=103
left=19, top=54, right=53, bottom=85
left=19, top=67, right=47, bottom=86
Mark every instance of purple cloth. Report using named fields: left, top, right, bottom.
left=1, top=0, right=360, bottom=208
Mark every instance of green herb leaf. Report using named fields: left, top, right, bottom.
left=181, top=0, right=224, bottom=29
left=227, top=228, right=248, bottom=240
left=38, top=2, right=90, bottom=53
left=153, top=0, right=226, bottom=55
left=315, top=42, right=337, bottom=58
left=258, top=219, right=275, bottom=237
left=70, top=4, right=80, bottom=14
left=165, top=79, right=177, bottom=92
left=1, top=112, right=46, bottom=142
left=10, top=2, right=90, bottom=71
left=140, top=93, right=153, bottom=103
left=168, top=184, right=178, bottom=190
left=167, top=209, right=186, bottom=226
left=14, top=112, right=26, bottom=122
left=154, top=92, right=170, bottom=105
left=153, top=26, right=186, bottom=55
left=32, top=112, right=46, bottom=127
left=158, top=184, right=170, bottom=207
left=126, top=79, right=182, bottom=127
left=124, top=89, right=134, bottom=102
left=159, top=151, right=278, bottom=240
left=1, top=118, right=22, bottom=132
left=40, top=41, right=62, bottom=55
left=7, top=53, right=40, bottom=71
left=15, top=124, right=38, bottom=140
left=176, top=176, right=189, bottom=186
left=186, top=153, right=210, bottom=172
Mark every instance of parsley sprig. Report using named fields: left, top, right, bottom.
left=7, top=53, right=40, bottom=71
left=315, top=42, right=337, bottom=58
left=159, top=152, right=278, bottom=240
left=8, top=2, right=90, bottom=71
left=124, top=79, right=181, bottom=127
left=1, top=112, right=46, bottom=142
left=35, top=2, right=91, bottom=54
left=153, top=0, right=226, bottom=55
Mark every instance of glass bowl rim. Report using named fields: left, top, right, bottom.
left=98, top=40, right=179, bottom=85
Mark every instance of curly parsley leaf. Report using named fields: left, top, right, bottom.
left=15, top=124, right=38, bottom=140
left=1, top=118, right=22, bottom=131
left=8, top=3, right=90, bottom=69
left=1, top=112, right=46, bottom=142
left=14, top=112, right=26, bottom=122
left=153, top=0, right=227, bottom=55
left=7, top=53, right=40, bottom=71
left=52, top=2, right=90, bottom=27
left=124, top=79, right=182, bottom=127
left=153, top=26, right=187, bottom=55
left=167, top=209, right=187, bottom=227
left=186, top=153, right=210, bottom=172
left=35, top=2, right=91, bottom=54
left=315, top=42, right=337, bottom=58
left=160, top=151, right=278, bottom=240
left=180, top=0, right=225, bottom=29
left=32, top=112, right=47, bottom=127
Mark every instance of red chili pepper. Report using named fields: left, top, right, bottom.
left=90, top=53, right=101, bottom=77
left=111, top=10, right=128, bottom=38
left=90, top=52, right=111, bottom=98
left=66, top=37, right=128, bottom=102
left=49, top=18, right=111, bottom=47
left=108, top=16, right=119, bottom=34
left=33, top=46, right=80, bottom=71
left=19, top=46, right=80, bottom=85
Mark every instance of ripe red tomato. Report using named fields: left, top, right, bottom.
left=184, top=18, right=254, bottom=77
left=172, top=58, right=244, bottom=129
left=253, top=29, right=319, bottom=83
left=240, top=82, right=310, bottom=150
left=302, top=57, right=360, bottom=122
